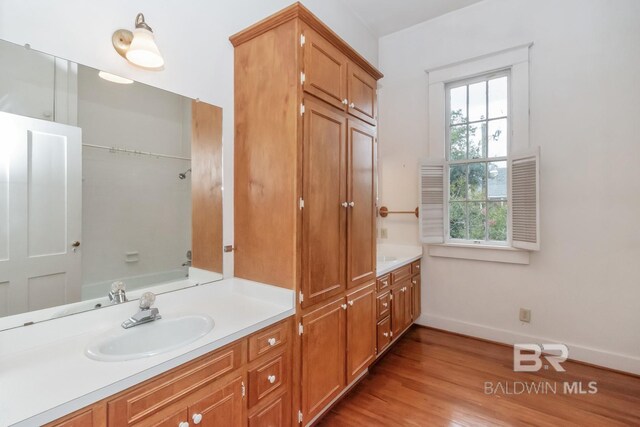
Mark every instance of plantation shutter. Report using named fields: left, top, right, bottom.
left=419, top=161, right=445, bottom=244
left=510, top=149, right=540, bottom=250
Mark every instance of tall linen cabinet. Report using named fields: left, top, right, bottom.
left=231, top=3, right=383, bottom=425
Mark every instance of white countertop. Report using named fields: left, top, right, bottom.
left=0, top=278, right=295, bottom=427
left=377, top=243, right=423, bottom=276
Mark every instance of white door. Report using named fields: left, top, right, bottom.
left=0, top=111, right=82, bottom=316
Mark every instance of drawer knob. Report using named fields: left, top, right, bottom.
left=382, top=302, right=388, bottom=308
left=348, top=300, right=354, bottom=306
left=268, top=374, right=277, bottom=384
left=192, top=413, right=203, bottom=424
left=342, top=98, right=348, bottom=105
left=383, top=332, right=389, bottom=337
left=179, top=422, right=190, bottom=427
left=341, top=304, right=347, bottom=310
left=267, top=337, right=277, bottom=346
left=412, top=279, right=417, bottom=285
left=349, top=102, right=355, bottom=108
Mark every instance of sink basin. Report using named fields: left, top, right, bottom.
left=86, top=314, right=214, bottom=362
left=377, top=255, right=398, bottom=263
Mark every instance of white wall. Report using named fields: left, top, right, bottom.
left=0, top=0, right=378, bottom=278
left=378, top=0, right=640, bottom=373
left=78, top=66, right=192, bottom=295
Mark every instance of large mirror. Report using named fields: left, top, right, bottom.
left=0, top=39, right=224, bottom=330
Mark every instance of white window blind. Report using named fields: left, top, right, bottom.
left=419, top=161, right=445, bottom=244
left=510, top=149, right=540, bottom=250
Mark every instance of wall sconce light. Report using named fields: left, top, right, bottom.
left=112, top=13, right=164, bottom=70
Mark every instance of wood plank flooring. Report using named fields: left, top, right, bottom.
left=319, top=326, right=640, bottom=426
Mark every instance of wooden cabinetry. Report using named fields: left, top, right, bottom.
left=230, top=3, right=383, bottom=425
left=49, top=319, right=293, bottom=427
left=376, top=258, right=422, bottom=359
left=301, top=298, right=346, bottom=422
left=346, top=283, right=376, bottom=383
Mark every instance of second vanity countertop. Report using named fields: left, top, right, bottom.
left=377, top=243, right=423, bottom=276
left=0, top=278, right=295, bottom=427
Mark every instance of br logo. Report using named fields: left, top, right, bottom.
left=513, top=344, right=569, bottom=372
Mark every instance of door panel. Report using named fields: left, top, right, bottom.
left=301, top=298, right=346, bottom=422
left=248, top=393, right=290, bottom=427
left=189, top=376, right=244, bottom=427
left=411, top=274, right=421, bottom=321
left=346, top=283, right=376, bottom=383
left=302, top=27, right=347, bottom=110
left=347, top=120, right=376, bottom=288
left=391, top=285, right=404, bottom=338
left=302, top=98, right=347, bottom=307
left=0, top=112, right=82, bottom=316
left=347, top=63, right=377, bottom=125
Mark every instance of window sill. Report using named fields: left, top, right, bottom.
left=428, top=243, right=530, bottom=265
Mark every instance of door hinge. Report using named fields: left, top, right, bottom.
left=298, top=322, right=304, bottom=335
left=299, top=197, right=305, bottom=210
left=390, top=330, right=393, bottom=337
left=300, top=33, right=306, bottom=47
left=300, top=71, right=306, bottom=85
left=241, top=381, right=246, bottom=397
left=299, top=291, right=304, bottom=302
left=298, top=410, right=303, bottom=423
left=390, top=294, right=393, bottom=300
left=300, top=103, right=305, bottom=116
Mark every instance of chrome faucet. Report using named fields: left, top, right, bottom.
left=108, top=281, right=128, bottom=304
left=122, top=292, right=161, bottom=329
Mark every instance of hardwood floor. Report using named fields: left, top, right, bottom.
left=319, top=326, right=640, bottom=426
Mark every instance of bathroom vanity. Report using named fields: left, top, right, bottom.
left=0, top=279, right=295, bottom=426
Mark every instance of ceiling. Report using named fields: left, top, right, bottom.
left=342, top=0, right=484, bottom=37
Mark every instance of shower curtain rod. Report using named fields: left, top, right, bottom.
left=82, top=143, right=191, bottom=161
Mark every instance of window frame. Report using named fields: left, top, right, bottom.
left=444, top=69, right=512, bottom=247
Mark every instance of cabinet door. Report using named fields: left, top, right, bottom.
left=403, top=284, right=412, bottom=330
left=302, top=98, right=347, bottom=307
left=411, top=274, right=421, bottom=321
left=302, top=26, right=348, bottom=110
left=188, top=376, right=244, bottom=427
left=301, top=298, right=346, bottom=422
left=346, top=283, right=376, bottom=383
left=248, top=393, right=290, bottom=427
left=391, top=285, right=404, bottom=338
left=346, top=119, right=377, bottom=288
left=347, top=63, right=377, bottom=125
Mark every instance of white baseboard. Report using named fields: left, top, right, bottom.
left=416, top=313, right=640, bottom=376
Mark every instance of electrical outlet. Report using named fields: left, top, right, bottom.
left=380, top=228, right=388, bottom=239
left=519, top=308, right=531, bottom=323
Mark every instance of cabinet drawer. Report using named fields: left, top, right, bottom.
left=107, top=341, right=244, bottom=426
left=376, top=274, right=390, bottom=292
left=376, top=291, right=390, bottom=320
left=249, top=320, right=289, bottom=361
left=411, top=260, right=421, bottom=275
left=249, top=392, right=290, bottom=427
left=377, top=316, right=391, bottom=354
left=248, top=354, right=287, bottom=408
left=391, top=264, right=412, bottom=284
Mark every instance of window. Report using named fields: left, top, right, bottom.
left=446, top=72, right=509, bottom=244
left=419, top=44, right=539, bottom=263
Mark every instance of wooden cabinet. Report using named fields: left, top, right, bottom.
left=50, top=319, right=293, bottom=427
left=411, top=274, right=421, bottom=321
left=376, top=274, right=390, bottom=292
left=347, top=63, right=377, bottom=125
left=302, top=25, right=348, bottom=110
left=301, top=298, right=346, bottom=422
left=188, top=376, right=245, bottom=427
left=230, top=3, right=383, bottom=425
left=391, top=284, right=405, bottom=338
left=347, top=120, right=377, bottom=289
left=248, top=393, right=290, bottom=427
left=376, top=291, right=390, bottom=320
left=346, top=283, right=376, bottom=383
left=376, top=316, right=392, bottom=354
left=301, top=97, right=348, bottom=308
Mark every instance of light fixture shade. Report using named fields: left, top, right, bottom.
left=125, top=27, right=164, bottom=69
left=98, top=71, right=134, bottom=84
